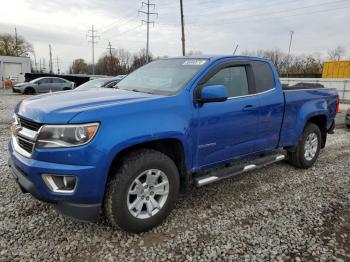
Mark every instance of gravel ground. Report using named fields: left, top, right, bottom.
left=0, top=90, right=350, bottom=261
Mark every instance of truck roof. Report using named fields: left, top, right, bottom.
left=165, top=55, right=271, bottom=63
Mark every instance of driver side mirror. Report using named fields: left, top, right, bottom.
left=197, top=85, right=228, bottom=103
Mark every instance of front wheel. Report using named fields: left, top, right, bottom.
left=287, top=123, right=322, bottom=169
left=104, top=149, right=179, bottom=233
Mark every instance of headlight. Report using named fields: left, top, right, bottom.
left=36, top=123, right=99, bottom=148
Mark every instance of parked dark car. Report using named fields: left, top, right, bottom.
left=75, top=75, right=126, bottom=90
left=12, top=77, right=75, bottom=94
left=346, top=107, right=350, bottom=128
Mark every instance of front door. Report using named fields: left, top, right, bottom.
left=196, top=63, right=259, bottom=168
left=37, top=78, right=51, bottom=93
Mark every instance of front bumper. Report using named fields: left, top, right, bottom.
left=8, top=141, right=103, bottom=222
left=12, top=87, right=21, bottom=93
left=346, top=114, right=350, bottom=126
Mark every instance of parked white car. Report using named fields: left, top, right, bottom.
left=12, top=77, right=75, bottom=94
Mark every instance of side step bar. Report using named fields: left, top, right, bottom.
left=194, top=154, right=285, bottom=187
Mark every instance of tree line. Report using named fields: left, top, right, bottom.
left=69, top=49, right=153, bottom=76
left=0, top=33, right=347, bottom=77
left=241, top=46, right=347, bottom=76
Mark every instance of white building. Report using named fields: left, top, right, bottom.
left=0, top=55, right=31, bottom=84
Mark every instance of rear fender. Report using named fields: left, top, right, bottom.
left=280, top=98, right=328, bottom=147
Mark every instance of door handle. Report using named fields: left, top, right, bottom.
left=242, top=105, right=254, bottom=111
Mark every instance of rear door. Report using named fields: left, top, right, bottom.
left=196, top=61, right=259, bottom=168
left=53, top=78, right=67, bottom=91
left=252, top=61, right=284, bottom=152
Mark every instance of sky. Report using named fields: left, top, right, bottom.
left=1, top=0, right=349, bottom=73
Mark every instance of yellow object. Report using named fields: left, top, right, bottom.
left=322, top=60, right=350, bottom=78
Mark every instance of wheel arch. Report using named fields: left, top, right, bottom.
left=305, top=114, right=327, bottom=148
left=107, top=138, right=189, bottom=193
left=24, top=86, right=36, bottom=94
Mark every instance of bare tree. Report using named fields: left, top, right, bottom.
left=327, top=46, right=346, bottom=61
left=186, top=50, right=203, bottom=56
left=0, top=33, right=33, bottom=56
left=70, top=59, right=88, bottom=74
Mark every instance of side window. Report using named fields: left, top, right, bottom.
left=204, top=66, right=249, bottom=97
left=55, top=78, right=65, bottom=83
left=251, top=61, right=275, bottom=93
left=38, top=78, right=49, bottom=84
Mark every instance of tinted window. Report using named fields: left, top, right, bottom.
left=55, top=78, right=66, bottom=83
left=204, top=66, right=249, bottom=97
left=38, top=78, right=51, bottom=84
left=251, top=61, right=275, bottom=93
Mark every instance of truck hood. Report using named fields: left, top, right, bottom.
left=16, top=88, right=161, bottom=124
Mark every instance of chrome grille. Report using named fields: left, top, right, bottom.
left=17, top=135, right=35, bottom=154
left=19, top=117, right=42, bottom=131
left=12, top=115, right=40, bottom=157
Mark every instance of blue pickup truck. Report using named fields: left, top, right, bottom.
left=8, top=56, right=339, bottom=233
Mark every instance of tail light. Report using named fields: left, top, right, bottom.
left=336, top=95, right=340, bottom=113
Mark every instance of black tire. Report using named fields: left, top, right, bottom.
left=287, top=123, right=322, bottom=169
left=24, top=87, right=36, bottom=95
left=104, top=149, right=180, bottom=233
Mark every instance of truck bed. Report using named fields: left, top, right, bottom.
left=279, top=88, right=338, bottom=147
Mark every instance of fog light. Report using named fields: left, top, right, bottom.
left=42, top=174, right=77, bottom=193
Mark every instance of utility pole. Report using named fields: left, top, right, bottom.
left=55, top=56, right=60, bottom=74
left=87, top=25, right=99, bottom=75
left=286, top=30, right=294, bottom=78
left=33, top=52, right=37, bottom=72
left=43, top=58, right=46, bottom=73
left=139, top=0, right=158, bottom=63
left=106, top=41, right=115, bottom=75
left=14, top=27, right=18, bottom=56
left=180, top=0, right=186, bottom=56
left=233, top=44, right=239, bottom=55
left=107, top=41, right=115, bottom=58
left=49, top=44, right=53, bottom=74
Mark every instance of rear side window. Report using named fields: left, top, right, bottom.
left=204, top=66, right=249, bottom=97
left=251, top=61, right=275, bottom=93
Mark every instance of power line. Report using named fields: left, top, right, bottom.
left=99, top=14, right=139, bottom=34
left=87, top=25, right=100, bottom=75
left=189, top=3, right=350, bottom=27
left=139, top=0, right=158, bottom=63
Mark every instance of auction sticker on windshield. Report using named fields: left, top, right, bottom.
left=182, top=60, right=207, bottom=66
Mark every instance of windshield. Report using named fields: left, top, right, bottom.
left=29, top=78, right=40, bottom=83
left=117, top=58, right=208, bottom=95
left=76, top=79, right=110, bottom=90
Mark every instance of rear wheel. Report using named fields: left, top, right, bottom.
left=287, top=123, right=322, bottom=169
left=104, top=149, right=179, bottom=233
